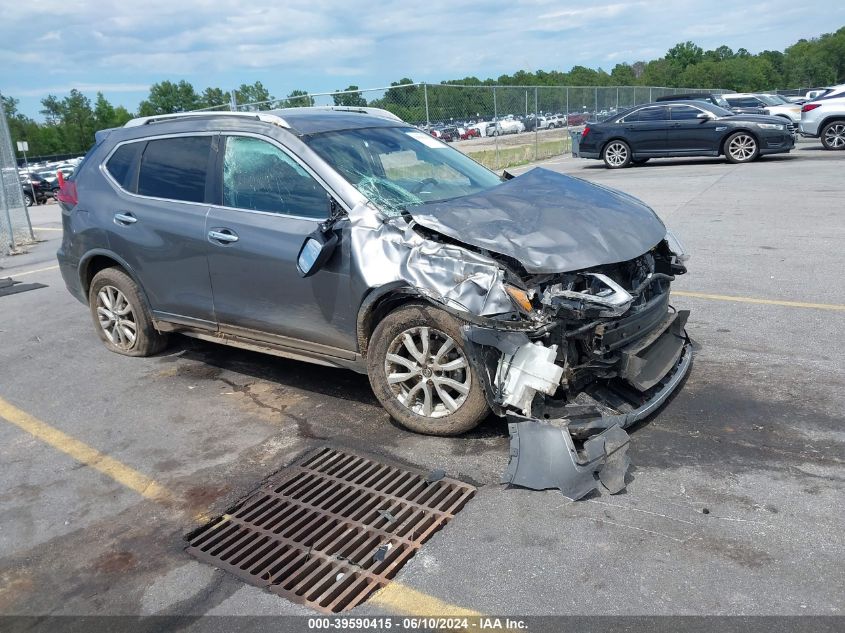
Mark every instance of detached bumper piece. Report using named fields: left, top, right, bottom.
left=501, top=419, right=631, bottom=500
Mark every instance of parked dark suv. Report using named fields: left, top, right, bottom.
left=57, top=107, right=691, bottom=458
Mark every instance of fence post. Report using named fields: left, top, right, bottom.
left=616, top=87, right=619, bottom=112
left=565, top=87, right=570, bottom=127
left=594, top=87, right=598, bottom=118
left=649, top=87, right=653, bottom=102
left=493, top=86, right=499, bottom=171
left=423, top=83, right=430, bottom=128
left=534, top=86, right=538, bottom=162
left=229, top=90, right=237, bottom=111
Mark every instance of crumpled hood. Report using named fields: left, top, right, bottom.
left=407, top=167, right=666, bottom=274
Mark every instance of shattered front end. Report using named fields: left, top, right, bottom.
left=461, top=241, right=692, bottom=499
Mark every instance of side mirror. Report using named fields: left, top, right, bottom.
left=696, top=112, right=713, bottom=122
left=297, top=230, right=338, bottom=277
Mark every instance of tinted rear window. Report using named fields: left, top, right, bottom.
left=106, top=143, right=141, bottom=191
left=138, top=136, right=211, bottom=203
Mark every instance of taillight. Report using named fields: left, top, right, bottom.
left=802, top=103, right=821, bottom=112
left=581, top=125, right=590, bottom=138
left=57, top=171, right=78, bottom=207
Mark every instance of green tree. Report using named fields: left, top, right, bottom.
left=39, top=89, right=96, bottom=153
left=236, top=81, right=273, bottom=110
left=282, top=89, right=314, bottom=108
left=332, top=85, right=367, bottom=107
left=667, top=41, right=705, bottom=72
left=138, top=80, right=200, bottom=116
left=197, top=87, right=228, bottom=110
left=610, top=63, right=636, bottom=85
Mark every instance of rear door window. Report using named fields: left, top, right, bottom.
left=106, top=142, right=141, bottom=191
left=670, top=105, right=703, bottom=120
left=635, top=106, right=669, bottom=121
left=137, top=136, right=212, bottom=203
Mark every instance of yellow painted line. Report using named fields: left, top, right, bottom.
left=34, top=227, right=63, bottom=231
left=370, top=581, right=482, bottom=616
left=0, top=396, right=170, bottom=502
left=673, top=290, right=845, bottom=312
left=8, top=264, right=59, bottom=277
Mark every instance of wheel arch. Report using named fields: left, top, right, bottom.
left=719, top=127, right=760, bottom=156
left=356, top=283, right=429, bottom=358
left=819, top=115, right=845, bottom=132
left=79, top=250, right=150, bottom=308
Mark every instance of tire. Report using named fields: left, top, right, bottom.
left=23, top=193, right=32, bottom=207
left=724, top=131, right=759, bottom=163
left=88, top=267, right=167, bottom=357
left=602, top=140, right=632, bottom=169
left=367, top=303, right=490, bottom=436
left=632, top=158, right=650, bottom=166
left=820, top=120, right=845, bottom=150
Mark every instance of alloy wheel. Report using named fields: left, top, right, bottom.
left=728, top=134, right=757, bottom=161
left=604, top=142, right=629, bottom=167
left=96, top=285, right=138, bottom=350
left=823, top=123, right=845, bottom=149
left=384, top=326, right=471, bottom=418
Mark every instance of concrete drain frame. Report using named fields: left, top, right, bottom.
left=186, top=446, right=476, bottom=613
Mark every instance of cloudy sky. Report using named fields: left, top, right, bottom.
left=2, top=0, right=843, bottom=118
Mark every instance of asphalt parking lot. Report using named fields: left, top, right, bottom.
left=1, top=138, right=843, bottom=619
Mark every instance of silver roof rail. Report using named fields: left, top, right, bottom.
left=124, top=111, right=290, bottom=129
left=272, top=106, right=404, bottom=122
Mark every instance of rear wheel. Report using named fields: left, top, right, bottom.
left=367, top=304, right=490, bottom=436
left=724, top=132, right=759, bottom=163
left=602, top=140, right=632, bottom=169
left=88, top=267, right=168, bottom=357
left=820, top=120, right=845, bottom=150
left=23, top=192, right=32, bottom=207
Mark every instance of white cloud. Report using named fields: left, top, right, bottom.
left=2, top=0, right=844, bottom=116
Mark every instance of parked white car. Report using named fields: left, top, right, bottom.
left=724, top=93, right=801, bottom=124
left=799, top=83, right=845, bottom=150
left=487, top=117, right=525, bottom=136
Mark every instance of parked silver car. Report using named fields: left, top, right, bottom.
left=799, top=83, right=845, bottom=150
left=56, top=107, right=691, bottom=453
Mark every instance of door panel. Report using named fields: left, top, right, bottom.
left=205, top=135, right=357, bottom=351
left=105, top=135, right=215, bottom=324
left=666, top=105, right=720, bottom=152
left=621, top=106, right=670, bottom=153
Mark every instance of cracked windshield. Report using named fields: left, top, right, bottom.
left=304, top=126, right=503, bottom=215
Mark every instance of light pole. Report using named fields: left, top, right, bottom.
left=16, top=141, right=36, bottom=239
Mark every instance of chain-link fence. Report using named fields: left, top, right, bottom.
left=193, top=83, right=724, bottom=170
left=0, top=95, right=35, bottom=256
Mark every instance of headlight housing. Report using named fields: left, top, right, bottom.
left=665, top=228, right=689, bottom=262
left=756, top=122, right=785, bottom=130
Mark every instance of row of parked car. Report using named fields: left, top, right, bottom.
left=576, top=83, right=845, bottom=168
left=425, top=111, right=593, bottom=142
left=18, top=161, right=79, bottom=206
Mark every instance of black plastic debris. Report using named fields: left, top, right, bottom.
left=0, top=277, right=47, bottom=298
left=501, top=419, right=631, bottom=500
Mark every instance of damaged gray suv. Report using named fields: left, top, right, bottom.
left=58, top=107, right=691, bottom=445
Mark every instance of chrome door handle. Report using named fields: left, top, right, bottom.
left=114, top=212, right=137, bottom=225
left=208, top=229, right=239, bottom=243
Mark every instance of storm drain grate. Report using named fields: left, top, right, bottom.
left=186, top=447, right=476, bottom=612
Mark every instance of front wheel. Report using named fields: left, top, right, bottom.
left=820, top=120, right=845, bottom=150
left=23, top=192, right=32, bottom=207
left=725, top=132, right=759, bottom=163
left=602, top=140, right=632, bottom=169
left=367, top=304, right=490, bottom=436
